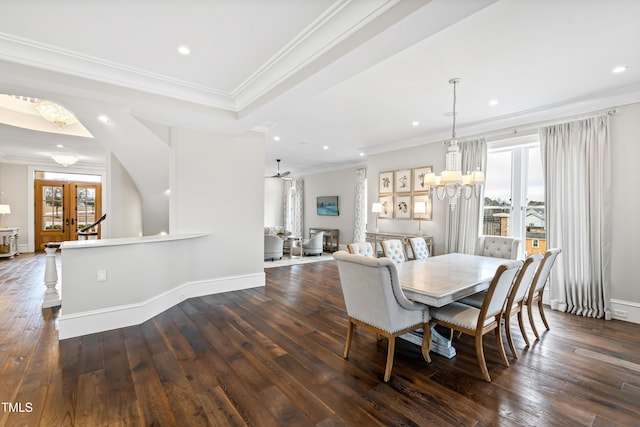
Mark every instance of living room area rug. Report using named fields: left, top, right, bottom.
left=264, top=253, right=335, bottom=269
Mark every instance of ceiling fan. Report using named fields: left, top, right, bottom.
left=266, top=159, right=292, bottom=179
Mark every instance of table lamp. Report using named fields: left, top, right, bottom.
left=414, top=201, right=426, bottom=235
left=371, top=202, right=382, bottom=232
left=0, top=204, right=10, bottom=228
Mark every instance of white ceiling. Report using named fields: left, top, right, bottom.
left=0, top=0, right=639, bottom=176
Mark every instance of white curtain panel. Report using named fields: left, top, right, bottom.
left=353, top=168, right=367, bottom=243
left=283, top=178, right=305, bottom=237
left=540, top=115, right=611, bottom=319
left=446, top=138, right=487, bottom=254
left=283, top=180, right=294, bottom=233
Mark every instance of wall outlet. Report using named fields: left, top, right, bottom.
left=97, top=270, right=107, bottom=282
left=614, top=309, right=628, bottom=318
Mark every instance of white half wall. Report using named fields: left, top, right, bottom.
left=57, top=234, right=264, bottom=339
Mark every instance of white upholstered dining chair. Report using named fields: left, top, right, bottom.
left=475, top=235, right=521, bottom=260
left=460, top=254, right=543, bottom=357
left=429, top=260, right=522, bottom=382
left=408, top=237, right=430, bottom=260
left=380, top=239, right=406, bottom=264
left=346, top=242, right=375, bottom=258
left=526, top=248, right=562, bottom=339
left=333, top=251, right=431, bottom=382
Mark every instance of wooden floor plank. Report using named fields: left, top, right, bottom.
left=1, top=253, right=640, bottom=426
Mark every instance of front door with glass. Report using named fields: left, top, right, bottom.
left=35, top=180, right=102, bottom=250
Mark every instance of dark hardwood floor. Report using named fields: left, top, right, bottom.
left=1, top=252, right=640, bottom=426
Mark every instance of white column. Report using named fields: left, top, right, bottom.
left=43, top=245, right=61, bottom=308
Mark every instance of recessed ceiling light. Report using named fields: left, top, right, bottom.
left=56, top=144, right=64, bottom=148
left=273, top=136, right=280, bottom=141
left=178, top=45, right=191, bottom=56
left=323, top=145, right=329, bottom=150
left=489, top=99, right=499, bottom=106
left=98, top=115, right=110, bottom=124
left=412, top=121, right=420, bottom=126
left=359, top=152, right=365, bottom=157
left=612, top=65, right=628, bottom=74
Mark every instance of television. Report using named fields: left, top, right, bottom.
left=317, top=196, right=339, bottom=216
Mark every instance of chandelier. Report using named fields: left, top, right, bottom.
left=51, top=153, right=79, bottom=167
left=33, top=99, right=77, bottom=128
left=424, top=78, right=484, bottom=209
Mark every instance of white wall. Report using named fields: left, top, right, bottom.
left=367, top=142, right=447, bottom=255
left=106, top=152, right=143, bottom=238
left=170, top=128, right=265, bottom=279
left=302, top=168, right=358, bottom=246
left=264, top=178, right=284, bottom=226
left=610, top=102, right=640, bottom=320
left=0, top=163, right=28, bottom=249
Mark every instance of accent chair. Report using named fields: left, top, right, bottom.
left=302, top=231, right=324, bottom=256
left=264, top=235, right=284, bottom=261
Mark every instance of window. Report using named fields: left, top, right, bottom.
left=483, top=134, right=545, bottom=257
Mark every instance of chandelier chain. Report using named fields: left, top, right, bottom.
left=451, top=79, right=457, bottom=139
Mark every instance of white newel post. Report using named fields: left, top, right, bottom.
left=43, top=243, right=62, bottom=308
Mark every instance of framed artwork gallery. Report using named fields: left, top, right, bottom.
left=377, top=166, right=433, bottom=221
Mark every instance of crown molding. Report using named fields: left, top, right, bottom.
left=0, top=32, right=236, bottom=110
left=0, top=1, right=404, bottom=116
left=232, top=0, right=403, bottom=110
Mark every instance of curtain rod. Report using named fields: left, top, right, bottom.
left=463, top=108, right=617, bottom=143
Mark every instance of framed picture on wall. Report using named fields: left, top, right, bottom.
left=378, top=195, right=394, bottom=218
left=316, top=196, right=339, bottom=216
left=394, top=195, right=412, bottom=219
left=413, top=166, right=433, bottom=192
left=394, top=169, right=411, bottom=193
left=379, top=171, right=394, bottom=194
left=412, top=192, right=433, bottom=221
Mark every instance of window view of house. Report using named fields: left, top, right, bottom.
left=483, top=140, right=545, bottom=256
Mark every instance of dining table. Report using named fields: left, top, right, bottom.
left=395, top=253, right=508, bottom=358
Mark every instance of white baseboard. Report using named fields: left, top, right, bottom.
left=610, top=299, right=640, bottom=324
left=58, top=272, right=265, bottom=339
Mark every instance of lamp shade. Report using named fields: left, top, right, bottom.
left=441, top=170, right=463, bottom=184
left=0, top=204, right=10, bottom=214
left=413, top=201, right=427, bottom=214
left=423, top=172, right=437, bottom=186
left=371, top=202, right=383, bottom=213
